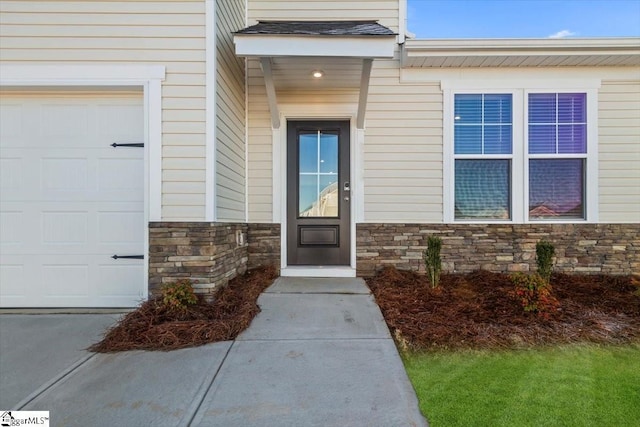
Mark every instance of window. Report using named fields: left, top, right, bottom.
left=445, top=86, right=597, bottom=223
left=454, top=94, right=512, bottom=220
left=528, top=93, right=586, bottom=220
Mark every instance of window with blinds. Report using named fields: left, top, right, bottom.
left=528, top=93, right=586, bottom=220
left=448, top=91, right=590, bottom=223
left=453, top=93, right=513, bottom=220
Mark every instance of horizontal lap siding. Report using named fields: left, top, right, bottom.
left=598, top=80, right=640, bottom=222
left=216, top=0, right=246, bottom=221
left=0, top=1, right=207, bottom=221
left=247, top=58, right=273, bottom=223
left=364, top=60, right=443, bottom=223
left=248, top=0, right=399, bottom=31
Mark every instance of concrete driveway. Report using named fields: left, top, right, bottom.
left=0, top=278, right=427, bottom=426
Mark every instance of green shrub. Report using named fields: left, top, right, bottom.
left=511, top=272, right=558, bottom=318
left=536, top=240, right=555, bottom=284
left=161, top=279, right=197, bottom=311
left=423, top=236, right=443, bottom=288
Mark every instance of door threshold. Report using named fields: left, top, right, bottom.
left=281, top=266, right=356, bottom=278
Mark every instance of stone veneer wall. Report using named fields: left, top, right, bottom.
left=357, top=223, right=640, bottom=277
left=247, top=223, right=281, bottom=271
left=149, top=223, right=248, bottom=297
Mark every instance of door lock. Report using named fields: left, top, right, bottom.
left=343, top=182, right=350, bottom=191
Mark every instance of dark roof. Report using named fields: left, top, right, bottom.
left=235, top=21, right=396, bottom=36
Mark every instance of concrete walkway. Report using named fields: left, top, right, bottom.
left=1, top=278, right=427, bottom=427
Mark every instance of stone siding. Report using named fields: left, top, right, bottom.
left=247, top=223, right=281, bottom=271
left=149, top=223, right=248, bottom=297
left=357, top=223, right=640, bottom=277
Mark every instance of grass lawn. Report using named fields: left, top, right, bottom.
left=404, top=344, right=640, bottom=427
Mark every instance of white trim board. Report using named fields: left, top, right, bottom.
left=0, top=64, right=165, bottom=83
left=281, top=267, right=356, bottom=278
left=205, top=0, right=217, bottom=221
left=235, top=35, right=396, bottom=59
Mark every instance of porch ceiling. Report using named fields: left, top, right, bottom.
left=268, top=57, right=364, bottom=91
left=234, top=21, right=398, bottom=129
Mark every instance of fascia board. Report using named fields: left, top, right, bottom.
left=403, top=38, right=640, bottom=58
left=235, top=35, right=396, bottom=58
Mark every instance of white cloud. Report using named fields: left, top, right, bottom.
left=548, top=30, right=577, bottom=39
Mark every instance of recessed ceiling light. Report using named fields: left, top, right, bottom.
left=312, top=70, right=324, bottom=78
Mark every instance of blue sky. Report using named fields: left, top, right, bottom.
left=407, top=0, right=640, bottom=38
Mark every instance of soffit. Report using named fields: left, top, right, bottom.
left=402, top=38, right=640, bottom=68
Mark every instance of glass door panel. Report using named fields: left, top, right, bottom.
left=298, top=131, right=339, bottom=217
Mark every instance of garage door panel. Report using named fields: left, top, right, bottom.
left=0, top=103, right=24, bottom=141
left=41, top=211, right=89, bottom=246
left=41, top=157, right=89, bottom=192
left=3, top=202, right=142, bottom=255
left=98, top=104, right=145, bottom=141
left=1, top=93, right=145, bottom=307
left=97, top=157, right=144, bottom=194
left=1, top=255, right=144, bottom=307
left=97, top=264, right=145, bottom=299
left=1, top=151, right=142, bottom=203
left=0, top=210, right=24, bottom=245
left=41, top=104, right=89, bottom=138
left=42, top=264, right=90, bottom=298
left=0, top=157, right=23, bottom=192
left=0, top=263, right=25, bottom=299
left=97, top=211, right=144, bottom=245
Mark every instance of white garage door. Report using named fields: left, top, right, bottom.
left=0, top=91, right=145, bottom=307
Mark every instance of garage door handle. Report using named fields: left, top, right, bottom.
left=111, top=142, right=144, bottom=148
left=112, top=254, right=144, bottom=260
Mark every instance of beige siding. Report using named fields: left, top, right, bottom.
left=0, top=0, right=207, bottom=221
left=248, top=0, right=399, bottom=31
left=216, top=0, right=246, bottom=221
left=247, top=58, right=273, bottom=222
left=364, top=60, right=443, bottom=222
left=599, top=80, right=640, bottom=222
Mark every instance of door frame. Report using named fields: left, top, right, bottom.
left=286, top=120, right=351, bottom=266
left=274, top=104, right=362, bottom=277
left=0, top=64, right=165, bottom=303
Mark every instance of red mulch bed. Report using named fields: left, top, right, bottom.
left=89, top=266, right=277, bottom=352
left=367, top=267, right=640, bottom=350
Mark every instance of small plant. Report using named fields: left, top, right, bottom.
left=511, top=272, right=558, bottom=318
left=423, top=236, right=443, bottom=288
left=161, top=279, right=197, bottom=311
left=536, top=240, right=555, bottom=284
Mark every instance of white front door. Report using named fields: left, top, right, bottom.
left=0, top=91, right=145, bottom=307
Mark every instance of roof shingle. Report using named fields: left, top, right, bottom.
left=235, top=21, right=396, bottom=36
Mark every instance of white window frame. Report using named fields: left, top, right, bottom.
left=524, top=89, right=599, bottom=223
left=443, top=80, right=599, bottom=224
